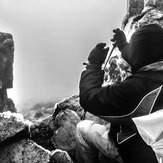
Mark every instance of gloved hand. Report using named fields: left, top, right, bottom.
left=88, top=43, right=109, bottom=64
left=111, top=28, right=128, bottom=51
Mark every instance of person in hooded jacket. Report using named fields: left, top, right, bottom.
left=75, top=24, right=163, bottom=163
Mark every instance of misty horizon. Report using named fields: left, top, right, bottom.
left=0, top=0, right=126, bottom=110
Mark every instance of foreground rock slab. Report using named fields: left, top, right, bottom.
left=0, top=111, right=32, bottom=143
left=0, top=139, right=51, bottom=163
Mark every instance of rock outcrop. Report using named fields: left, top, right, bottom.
left=0, top=111, right=31, bottom=143
left=106, top=0, right=163, bottom=84
left=0, top=94, right=119, bottom=163
left=123, top=0, right=163, bottom=33
left=0, top=111, right=74, bottom=163
left=0, top=32, right=16, bottom=113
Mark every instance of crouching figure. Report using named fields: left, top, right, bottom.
left=76, top=24, right=163, bottom=163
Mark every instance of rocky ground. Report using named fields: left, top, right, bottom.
left=0, top=95, right=118, bottom=163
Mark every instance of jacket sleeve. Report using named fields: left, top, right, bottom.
left=79, top=65, right=141, bottom=117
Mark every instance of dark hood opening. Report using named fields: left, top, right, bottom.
left=123, top=24, right=163, bottom=73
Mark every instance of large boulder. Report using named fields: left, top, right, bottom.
left=30, top=115, right=57, bottom=151
left=0, top=32, right=16, bottom=113
left=0, top=139, right=51, bottom=163
left=50, top=149, right=73, bottom=163
left=144, top=0, right=163, bottom=10
left=108, top=0, right=163, bottom=85
left=52, top=109, right=80, bottom=152
left=128, top=0, right=144, bottom=16
left=122, top=0, right=144, bottom=29
left=0, top=138, right=74, bottom=163
left=53, top=95, right=85, bottom=119
left=0, top=111, right=74, bottom=163
left=124, top=0, right=163, bottom=32
left=136, top=7, right=163, bottom=28
left=0, top=111, right=32, bottom=143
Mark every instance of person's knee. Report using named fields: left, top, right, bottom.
left=76, top=120, right=94, bottom=134
left=76, top=120, right=95, bottom=142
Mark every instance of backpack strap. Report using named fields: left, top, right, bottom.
left=99, top=85, right=163, bottom=123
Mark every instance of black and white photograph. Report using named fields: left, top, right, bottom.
left=0, top=0, right=163, bottom=163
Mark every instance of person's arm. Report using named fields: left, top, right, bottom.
left=79, top=42, right=132, bottom=116
left=80, top=64, right=131, bottom=116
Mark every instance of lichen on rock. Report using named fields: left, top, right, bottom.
left=53, top=95, right=85, bottom=119
left=0, top=111, right=32, bottom=143
left=50, top=149, right=73, bottom=163
left=0, top=139, right=51, bottom=163
left=52, top=109, right=80, bottom=152
left=30, top=115, right=57, bottom=151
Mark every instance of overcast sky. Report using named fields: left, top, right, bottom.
left=0, top=0, right=126, bottom=109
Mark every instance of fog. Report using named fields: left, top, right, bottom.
left=0, top=0, right=126, bottom=110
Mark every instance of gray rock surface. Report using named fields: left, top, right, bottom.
left=128, top=0, right=144, bottom=16
left=30, top=115, right=57, bottom=151
left=0, top=139, right=51, bottom=163
left=124, top=0, right=163, bottom=33
left=122, top=0, right=144, bottom=29
left=53, top=95, right=85, bottom=119
left=52, top=109, right=80, bottom=152
left=0, top=111, right=32, bottom=143
left=50, top=149, right=73, bottom=163
left=0, top=32, right=16, bottom=113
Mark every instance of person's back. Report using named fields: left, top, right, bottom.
left=76, top=24, right=163, bottom=163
